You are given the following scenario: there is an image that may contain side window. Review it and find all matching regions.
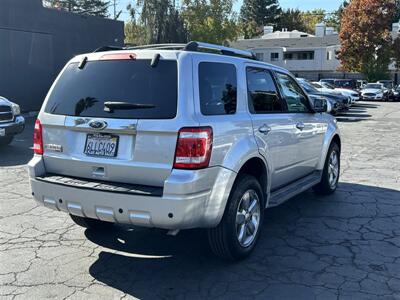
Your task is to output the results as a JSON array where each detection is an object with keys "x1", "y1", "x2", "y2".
[
  {"x1": 246, "y1": 68, "x2": 285, "y2": 114},
  {"x1": 199, "y1": 62, "x2": 237, "y2": 115},
  {"x1": 275, "y1": 72, "x2": 310, "y2": 113}
]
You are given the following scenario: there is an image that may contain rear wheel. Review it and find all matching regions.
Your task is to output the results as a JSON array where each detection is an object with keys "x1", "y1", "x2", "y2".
[
  {"x1": 0, "y1": 136, "x2": 13, "y2": 146},
  {"x1": 313, "y1": 142, "x2": 340, "y2": 195},
  {"x1": 70, "y1": 214, "x2": 115, "y2": 230},
  {"x1": 207, "y1": 174, "x2": 264, "y2": 260}
]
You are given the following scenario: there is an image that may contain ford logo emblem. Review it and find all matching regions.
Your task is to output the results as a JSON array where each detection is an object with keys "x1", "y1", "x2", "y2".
[{"x1": 89, "y1": 120, "x2": 107, "y2": 130}]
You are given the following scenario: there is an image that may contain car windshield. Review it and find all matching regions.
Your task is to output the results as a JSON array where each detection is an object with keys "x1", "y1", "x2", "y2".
[
  {"x1": 323, "y1": 82, "x2": 335, "y2": 89},
  {"x1": 311, "y1": 82, "x2": 322, "y2": 88},
  {"x1": 298, "y1": 79, "x2": 319, "y2": 93},
  {"x1": 365, "y1": 84, "x2": 383, "y2": 89},
  {"x1": 334, "y1": 80, "x2": 356, "y2": 88}
]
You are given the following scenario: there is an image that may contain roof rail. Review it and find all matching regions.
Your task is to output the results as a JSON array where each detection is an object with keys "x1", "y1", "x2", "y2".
[
  {"x1": 93, "y1": 45, "x2": 124, "y2": 53},
  {"x1": 184, "y1": 41, "x2": 257, "y2": 60},
  {"x1": 94, "y1": 42, "x2": 257, "y2": 60},
  {"x1": 127, "y1": 44, "x2": 186, "y2": 50}
]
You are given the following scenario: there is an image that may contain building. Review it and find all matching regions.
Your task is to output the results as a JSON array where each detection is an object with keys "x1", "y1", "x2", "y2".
[
  {"x1": 0, "y1": 0, "x2": 124, "y2": 112},
  {"x1": 231, "y1": 22, "x2": 400, "y2": 84}
]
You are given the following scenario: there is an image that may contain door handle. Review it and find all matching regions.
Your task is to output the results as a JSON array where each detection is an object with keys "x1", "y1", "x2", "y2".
[
  {"x1": 296, "y1": 122, "x2": 305, "y2": 130},
  {"x1": 258, "y1": 124, "x2": 272, "y2": 135}
]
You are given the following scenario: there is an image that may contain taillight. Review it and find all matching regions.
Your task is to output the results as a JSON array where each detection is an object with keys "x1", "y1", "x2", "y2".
[
  {"x1": 174, "y1": 127, "x2": 213, "y2": 169},
  {"x1": 33, "y1": 119, "x2": 43, "y2": 155}
]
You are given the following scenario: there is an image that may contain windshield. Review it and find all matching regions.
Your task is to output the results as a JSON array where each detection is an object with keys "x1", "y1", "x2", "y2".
[
  {"x1": 334, "y1": 80, "x2": 356, "y2": 89},
  {"x1": 45, "y1": 59, "x2": 178, "y2": 119},
  {"x1": 365, "y1": 84, "x2": 383, "y2": 89},
  {"x1": 322, "y1": 82, "x2": 335, "y2": 89},
  {"x1": 297, "y1": 79, "x2": 319, "y2": 93},
  {"x1": 311, "y1": 82, "x2": 322, "y2": 88}
]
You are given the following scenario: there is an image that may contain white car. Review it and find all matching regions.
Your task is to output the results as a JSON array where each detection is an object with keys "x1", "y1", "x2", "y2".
[
  {"x1": 316, "y1": 82, "x2": 360, "y2": 103},
  {"x1": 360, "y1": 83, "x2": 388, "y2": 101}
]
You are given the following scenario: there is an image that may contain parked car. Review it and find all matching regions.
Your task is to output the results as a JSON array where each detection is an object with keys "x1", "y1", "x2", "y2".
[
  {"x1": 297, "y1": 78, "x2": 351, "y2": 112},
  {"x1": 360, "y1": 83, "x2": 389, "y2": 101},
  {"x1": 316, "y1": 81, "x2": 360, "y2": 103},
  {"x1": 377, "y1": 80, "x2": 395, "y2": 100},
  {"x1": 0, "y1": 96, "x2": 25, "y2": 146},
  {"x1": 393, "y1": 85, "x2": 400, "y2": 101},
  {"x1": 321, "y1": 79, "x2": 358, "y2": 91},
  {"x1": 28, "y1": 42, "x2": 341, "y2": 260}
]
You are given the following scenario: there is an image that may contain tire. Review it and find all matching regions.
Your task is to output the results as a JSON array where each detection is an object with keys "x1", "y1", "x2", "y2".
[
  {"x1": 207, "y1": 174, "x2": 264, "y2": 261},
  {"x1": 70, "y1": 214, "x2": 115, "y2": 230},
  {"x1": 0, "y1": 136, "x2": 13, "y2": 146},
  {"x1": 313, "y1": 142, "x2": 340, "y2": 195}
]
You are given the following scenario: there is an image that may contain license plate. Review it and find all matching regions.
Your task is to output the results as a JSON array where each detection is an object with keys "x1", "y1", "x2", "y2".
[
  {"x1": 0, "y1": 128, "x2": 5, "y2": 137},
  {"x1": 84, "y1": 133, "x2": 119, "y2": 157}
]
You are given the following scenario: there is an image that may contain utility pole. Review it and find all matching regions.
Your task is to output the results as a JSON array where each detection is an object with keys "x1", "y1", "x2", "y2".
[{"x1": 113, "y1": 0, "x2": 116, "y2": 19}]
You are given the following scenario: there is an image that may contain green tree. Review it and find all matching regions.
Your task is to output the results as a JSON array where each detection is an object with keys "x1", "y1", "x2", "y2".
[
  {"x1": 338, "y1": 0, "x2": 397, "y2": 81},
  {"x1": 300, "y1": 9, "x2": 325, "y2": 34},
  {"x1": 44, "y1": 0, "x2": 110, "y2": 17},
  {"x1": 276, "y1": 8, "x2": 308, "y2": 32},
  {"x1": 182, "y1": 0, "x2": 239, "y2": 44},
  {"x1": 126, "y1": 0, "x2": 188, "y2": 45},
  {"x1": 239, "y1": 0, "x2": 281, "y2": 38}
]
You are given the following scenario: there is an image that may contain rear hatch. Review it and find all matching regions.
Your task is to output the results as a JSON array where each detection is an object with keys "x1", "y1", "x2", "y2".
[{"x1": 40, "y1": 54, "x2": 180, "y2": 187}]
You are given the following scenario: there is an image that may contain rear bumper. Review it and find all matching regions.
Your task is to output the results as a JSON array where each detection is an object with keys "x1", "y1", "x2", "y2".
[
  {"x1": 0, "y1": 116, "x2": 25, "y2": 136},
  {"x1": 28, "y1": 156, "x2": 236, "y2": 230}
]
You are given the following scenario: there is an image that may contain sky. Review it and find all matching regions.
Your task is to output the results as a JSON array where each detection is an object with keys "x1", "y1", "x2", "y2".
[{"x1": 113, "y1": 0, "x2": 345, "y2": 21}]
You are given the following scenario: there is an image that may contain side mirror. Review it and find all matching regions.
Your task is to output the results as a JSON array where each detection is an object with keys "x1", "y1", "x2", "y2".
[{"x1": 312, "y1": 97, "x2": 328, "y2": 113}]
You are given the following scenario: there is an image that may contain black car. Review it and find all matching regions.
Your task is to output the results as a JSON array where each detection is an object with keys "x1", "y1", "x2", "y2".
[
  {"x1": 393, "y1": 85, "x2": 400, "y2": 101},
  {"x1": 0, "y1": 96, "x2": 25, "y2": 146},
  {"x1": 297, "y1": 79, "x2": 351, "y2": 114}
]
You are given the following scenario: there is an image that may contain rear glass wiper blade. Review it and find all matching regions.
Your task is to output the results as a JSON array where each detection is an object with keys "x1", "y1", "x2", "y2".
[{"x1": 104, "y1": 101, "x2": 156, "y2": 112}]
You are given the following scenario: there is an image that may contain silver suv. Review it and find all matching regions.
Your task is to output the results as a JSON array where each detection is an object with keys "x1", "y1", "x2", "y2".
[{"x1": 29, "y1": 42, "x2": 341, "y2": 260}]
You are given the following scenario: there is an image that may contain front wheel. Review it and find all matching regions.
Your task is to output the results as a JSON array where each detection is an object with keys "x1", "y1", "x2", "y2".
[
  {"x1": 70, "y1": 214, "x2": 115, "y2": 230},
  {"x1": 313, "y1": 142, "x2": 340, "y2": 195},
  {"x1": 207, "y1": 174, "x2": 264, "y2": 260}
]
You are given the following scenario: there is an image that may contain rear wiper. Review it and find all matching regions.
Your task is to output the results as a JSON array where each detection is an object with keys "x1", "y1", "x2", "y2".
[{"x1": 104, "y1": 101, "x2": 156, "y2": 113}]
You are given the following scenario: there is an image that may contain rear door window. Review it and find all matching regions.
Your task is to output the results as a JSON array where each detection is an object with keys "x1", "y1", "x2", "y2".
[
  {"x1": 199, "y1": 62, "x2": 237, "y2": 115},
  {"x1": 45, "y1": 59, "x2": 178, "y2": 119}
]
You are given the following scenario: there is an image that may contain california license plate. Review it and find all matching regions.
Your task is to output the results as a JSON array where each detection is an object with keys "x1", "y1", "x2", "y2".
[
  {"x1": 0, "y1": 129, "x2": 5, "y2": 137},
  {"x1": 84, "y1": 133, "x2": 119, "y2": 157}
]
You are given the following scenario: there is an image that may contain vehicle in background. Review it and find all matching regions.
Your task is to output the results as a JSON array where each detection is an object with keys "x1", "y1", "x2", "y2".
[
  {"x1": 297, "y1": 78, "x2": 351, "y2": 112},
  {"x1": 316, "y1": 82, "x2": 360, "y2": 103},
  {"x1": 377, "y1": 80, "x2": 395, "y2": 100},
  {"x1": 320, "y1": 79, "x2": 359, "y2": 92},
  {"x1": 393, "y1": 85, "x2": 400, "y2": 101},
  {"x1": 357, "y1": 80, "x2": 368, "y2": 90},
  {"x1": 0, "y1": 96, "x2": 25, "y2": 146},
  {"x1": 29, "y1": 42, "x2": 341, "y2": 260},
  {"x1": 360, "y1": 83, "x2": 388, "y2": 101}
]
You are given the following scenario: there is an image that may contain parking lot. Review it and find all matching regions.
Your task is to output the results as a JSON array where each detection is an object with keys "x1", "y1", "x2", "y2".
[{"x1": 0, "y1": 102, "x2": 399, "y2": 300}]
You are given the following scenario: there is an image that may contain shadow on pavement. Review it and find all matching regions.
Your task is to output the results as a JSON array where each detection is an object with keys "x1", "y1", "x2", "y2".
[
  {"x1": 0, "y1": 118, "x2": 34, "y2": 167},
  {"x1": 86, "y1": 182, "x2": 400, "y2": 299}
]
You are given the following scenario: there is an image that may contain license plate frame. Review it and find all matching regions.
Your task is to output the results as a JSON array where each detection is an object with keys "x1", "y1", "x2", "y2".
[{"x1": 84, "y1": 133, "x2": 119, "y2": 158}]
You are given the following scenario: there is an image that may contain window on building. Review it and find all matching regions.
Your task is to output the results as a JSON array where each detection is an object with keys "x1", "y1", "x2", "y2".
[
  {"x1": 326, "y1": 51, "x2": 332, "y2": 60},
  {"x1": 255, "y1": 53, "x2": 264, "y2": 61},
  {"x1": 199, "y1": 62, "x2": 237, "y2": 115},
  {"x1": 284, "y1": 51, "x2": 314, "y2": 60},
  {"x1": 246, "y1": 68, "x2": 285, "y2": 114},
  {"x1": 270, "y1": 52, "x2": 279, "y2": 61}
]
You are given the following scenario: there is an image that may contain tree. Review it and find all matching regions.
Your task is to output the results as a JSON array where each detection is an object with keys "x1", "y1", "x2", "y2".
[
  {"x1": 338, "y1": 0, "x2": 397, "y2": 81},
  {"x1": 126, "y1": 0, "x2": 188, "y2": 45},
  {"x1": 392, "y1": 38, "x2": 400, "y2": 70},
  {"x1": 239, "y1": 0, "x2": 281, "y2": 38},
  {"x1": 182, "y1": 0, "x2": 239, "y2": 44},
  {"x1": 276, "y1": 9, "x2": 308, "y2": 32},
  {"x1": 300, "y1": 9, "x2": 325, "y2": 34},
  {"x1": 44, "y1": 0, "x2": 110, "y2": 17}
]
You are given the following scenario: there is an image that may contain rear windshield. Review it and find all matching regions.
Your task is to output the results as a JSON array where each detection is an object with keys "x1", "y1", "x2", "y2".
[{"x1": 45, "y1": 59, "x2": 178, "y2": 119}]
